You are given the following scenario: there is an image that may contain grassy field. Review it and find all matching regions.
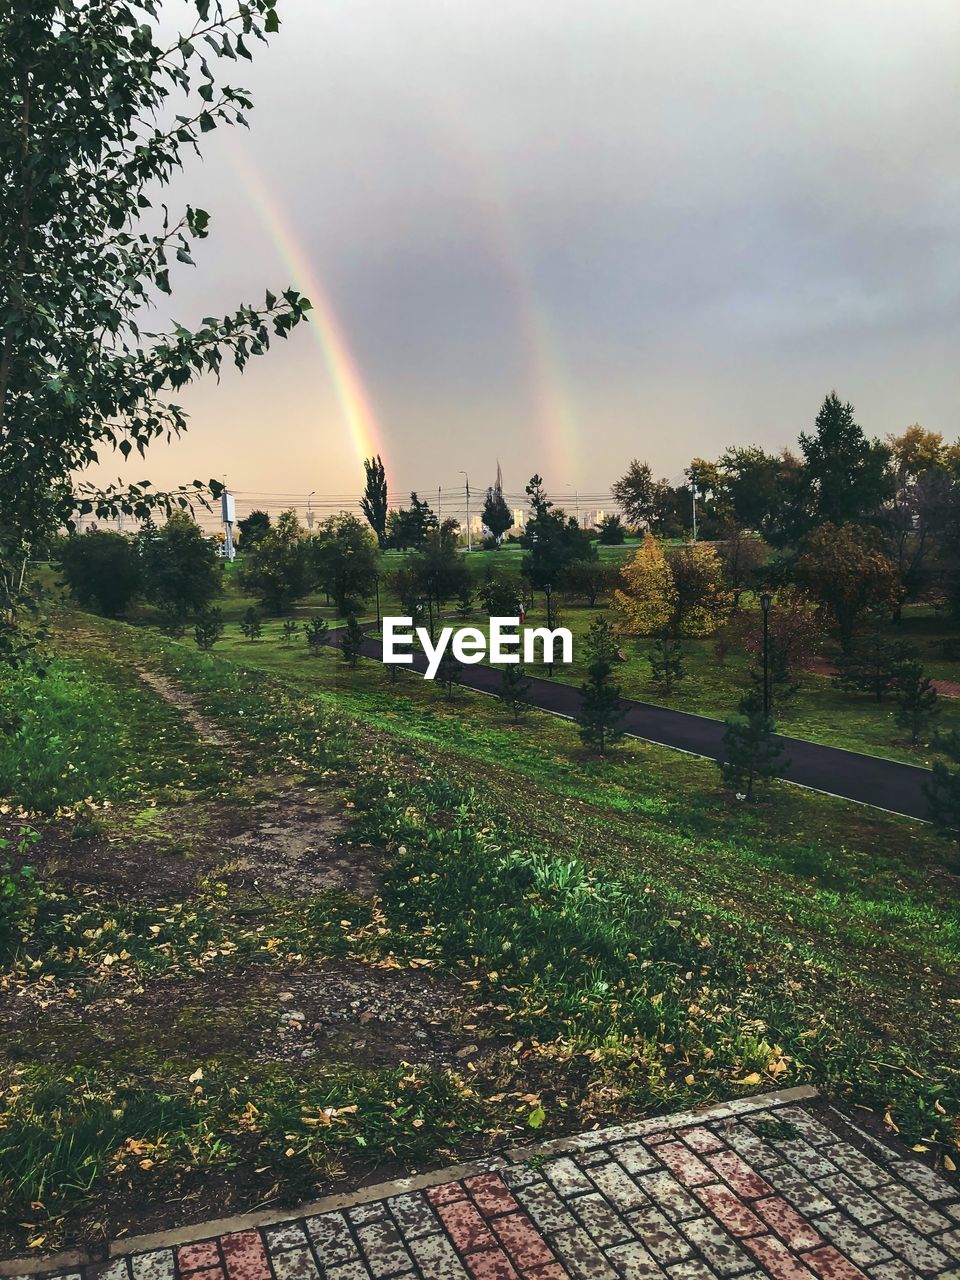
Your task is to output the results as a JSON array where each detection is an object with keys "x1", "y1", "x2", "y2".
[{"x1": 1, "y1": 605, "x2": 958, "y2": 1254}]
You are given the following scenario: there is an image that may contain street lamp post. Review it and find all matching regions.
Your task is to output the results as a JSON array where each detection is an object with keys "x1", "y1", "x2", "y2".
[
  {"x1": 760, "y1": 592, "x2": 773, "y2": 718},
  {"x1": 375, "y1": 573, "x2": 381, "y2": 627},
  {"x1": 459, "y1": 470, "x2": 472, "y2": 553},
  {"x1": 545, "y1": 581, "x2": 553, "y2": 676}
]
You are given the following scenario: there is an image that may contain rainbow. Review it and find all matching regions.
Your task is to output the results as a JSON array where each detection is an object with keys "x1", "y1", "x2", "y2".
[
  {"x1": 438, "y1": 121, "x2": 581, "y2": 487},
  {"x1": 227, "y1": 142, "x2": 388, "y2": 474}
]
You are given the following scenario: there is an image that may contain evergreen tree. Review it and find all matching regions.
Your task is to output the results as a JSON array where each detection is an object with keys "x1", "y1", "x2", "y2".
[
  {"x1": 341, "y1": 615, "x2": 364, "y2": 668},
  {"x1": 925, "y1": 730, "x2": 960, "y2": 849},
  {"x1": 834, "y1": 629, "x2": 916, "y2": 702},
  {"x1": 719, "y1": 688, "x2": 789, "y2": 801},
  {"x1": 435, "y1": 646, "x2": 462, "y2": 698},
  {"x1": 499, "y1": 661, "x2": 532, "y2": 722},
  {"x1": 648, "y1": 634, "x2": 685, "y2": 694},
  {"x1": 577, "y1": 616, "x2": 625, "y2": 754},
  {"x1": 596, "y1": 514, "x2": 626, "y2": 545},
  {"x1": 304, "y1": 616, "x2": 329, "y2": 656},
  {"x1": 280, "y1": 618, "x2": 299, "y2": 647},
  {"x1": 194, "y1": 608, "x2": 224, "y2": 652},
  {"x1": 240, "y1": 606, "x2": 262, "y2": 641},
  {"x1": 456, "y1": 581, "x2": 474, "y2": 616},
  {"x1": 360, "y1": 455, "x2": 389, "y2": 547},
  {"x1": 794, "y1": 392, "x2": 894, "y2": 535},
  {"x1": 895, "y1": 661, "x2": 939, "y2": 745},
  {"x1": 481, "y1": 486, "x2": 513, "y2": 544}
]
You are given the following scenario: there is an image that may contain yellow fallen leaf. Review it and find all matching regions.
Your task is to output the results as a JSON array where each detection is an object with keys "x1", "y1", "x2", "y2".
[
  {"x1": 738, "y1": 1072, "x2": 762, "y2": 1086},
  {"x1": 944, "y1": 1155, "x2": 957, "y2": 1172}
]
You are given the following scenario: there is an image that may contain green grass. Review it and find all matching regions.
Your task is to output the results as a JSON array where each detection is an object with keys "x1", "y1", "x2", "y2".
[{"x1": 2, "y1": 605, "x2": 959, "y2": 1251}]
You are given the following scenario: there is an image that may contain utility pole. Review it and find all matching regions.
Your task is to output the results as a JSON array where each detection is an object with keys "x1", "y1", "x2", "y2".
[
  {"x1": 437, "y1": 485, "x2": 442, "y2": 524},
  {"x1": 691, "y1": 482, "x2": 698, "y2": 543},
  {"x1": 459, "y1": 470, "x2": 472, "y2": 552},
  {"x1": 306, "y1": 490, "x2": 315, "y2": 531}
]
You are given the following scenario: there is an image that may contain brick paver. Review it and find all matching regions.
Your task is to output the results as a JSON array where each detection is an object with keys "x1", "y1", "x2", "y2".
[{"x1": 5, "y1": 1090, "x2": 958, "y2": 1280}]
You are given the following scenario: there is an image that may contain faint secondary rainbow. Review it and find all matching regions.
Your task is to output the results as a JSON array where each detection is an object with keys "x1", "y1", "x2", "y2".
[{"x1": 228, "y1": 143, "x2": 388, "y2": 474}]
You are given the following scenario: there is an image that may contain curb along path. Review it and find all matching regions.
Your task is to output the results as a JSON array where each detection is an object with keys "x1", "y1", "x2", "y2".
[
  {"x1": 5, "y1": 1088, "x2": 959, "y2": 1280},
  {"x1": 331, "y1": 629, "x2": 934, "y2": 822}
]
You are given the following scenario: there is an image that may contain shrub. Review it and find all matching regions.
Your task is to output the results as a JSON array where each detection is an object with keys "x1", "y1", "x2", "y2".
[
  {"x1": 194, "y1": 608, "x2": 224, "y2": 651},
  {"x1": 58, "y1": 530, "x2": 141, "y2": 616}
]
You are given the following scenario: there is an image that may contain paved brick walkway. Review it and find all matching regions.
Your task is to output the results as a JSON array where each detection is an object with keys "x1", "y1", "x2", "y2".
[{"x1": 4, "y1": 1089, "x2": 958, "y2": 1280}]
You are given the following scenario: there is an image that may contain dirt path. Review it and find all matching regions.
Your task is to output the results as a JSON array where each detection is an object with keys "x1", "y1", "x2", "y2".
[{"x1": 136, "y1": 665, "x2": 238, "y2": 746}]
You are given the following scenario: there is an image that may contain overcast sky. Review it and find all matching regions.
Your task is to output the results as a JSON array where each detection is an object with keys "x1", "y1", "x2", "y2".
[{"x1": 90, "y1": 0, "x2": 960, "y2": 514}]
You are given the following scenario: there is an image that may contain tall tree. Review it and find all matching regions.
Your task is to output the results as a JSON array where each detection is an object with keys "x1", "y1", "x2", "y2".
[
  {"x1": 577, "y1": 615, "x2": 625, "y2": 755},
  {"x1": 522, "y1": 476, "x2": 595, "y2": 589},
  {"x1": 796, "y1": 524, "x2": 900, "y2": 653},
  {"x1": 238, "y1": 509, "x2": 313, "y2": 615},
  {"x1": 360, "y1": 455, "x2": 389, "y2": 547},
  {"x1": 613, "y1": 532, "x2": 675, "y2": 636},
  {"x1": 0, "y1": 1, "x2": 309, "y2": 651},
  {"x1": 140, "y1": 511, "x2": 221, "y2": 622},
  {"x1": 386, "y1": 492, "x2": 437, "y2": 549},
  {"x1": 311, "y1": 512, "x2": 379, "y2": 614},
  {"x1": 794, "y1": 393, "x2": 893, "y2": 534},
  {"x1": 611, "y1": 459, "x2": 657, "y2": 528},
  {"x1": 58, "y1": 529, "x2": 141, "y2": 617},
  {"x1": 669, "y1": 543, "x2": 732, "y2": 636},
  {"x1": 481, "y1": 488, "x2": 513, "y2": 544},
  {"x1": 238, "y1": 510, "x2": 271, "y2": 549}
]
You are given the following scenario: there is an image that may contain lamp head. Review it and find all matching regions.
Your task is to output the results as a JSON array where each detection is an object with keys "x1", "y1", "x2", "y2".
[{"x1": 760, "y1": 592, "x2": 773, "y2": 614}]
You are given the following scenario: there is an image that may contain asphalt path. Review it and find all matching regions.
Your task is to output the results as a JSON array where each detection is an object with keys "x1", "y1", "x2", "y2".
[{"x1": 330, "y1": 625, "x2": 934, "y2": 822}]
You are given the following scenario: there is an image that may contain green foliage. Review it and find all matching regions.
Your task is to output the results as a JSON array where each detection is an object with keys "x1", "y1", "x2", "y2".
[
  {"x1": 239, "y1": 606, "x2": 262, "y2": 642},
  {"x1": 648, "y1": 634, "x2": 685, "y2": 694},
  {"x1": 386, "y1": 493, "x2": 437, "y2": 549},
  {"x1": 499, "y1": 661, "x2": 532, "y2": 722},
  {"x1": 478, "y1": 570, "x2": 521, "y2": 617},
  {"x1": 0, "y1": 663, "x2": 127, "y2": 810},
  {"x1": 0, "y1": 828, "x2": 40, "y2": 964},
  {"x1": 562, "y1": 559, "x2": 619, "y2": 606},
  {"x1": 406, "y1": 527, "x2": 469, "y2": 612},
  {"x1": 925, "y1": 730, "x2": 960, "y2": 848},
  {"x1": 522, "y1": 488, "x2": 596, "y2": 589},
  {"x1": 720, "y1": 689, "x2": 789, "y2": 801},
  {"x1": 139, "y1": 512, "x2": 221, "y2": 621},
  {"x1": 577, "y1": 616, "x2": 624, "y2": 754},
  {"x1": 360, "y1": 455, "x2": 389, "y2": 547},
  {"x1": 434, "y1": 646, "x2": 462, "y2": 699},
  {"x1": 596, "y1": 513, "x2": 626, "y2": 544},
  {"x1": 194, "y1": 608, "x2": 224, "y2": 652},
  {"x1": 0, "y1": 0, "x2": 308, "y2": 637},
  {"x1": 303, "y1": 616, "x2": 329, "y2": 656},
  {"x1": 481, "y1": 486, "x2": 513, "y2": 543},
  {"x1": 834, "y1": 631, "x2": 917, "y2": 702},
  {"x1": 312, "y1": 513, "x2": 379, "y2": 613},
  {"x1": 280, "y1": 618, "x2": 299, "y2": 647},
  {"x1": 341, "y1": 616, "x2": 364, "y2": 668},
  {"x1": 57, "y1": 531, "x2": 141, "y2": 617},
  {"x1": 793, "y1": 393, "x2": 894, "y2": 537},
  {"x1": 237, "y1": 510, "x2": 271, "y2": 549},
  {"x1": 238, "y1": 510, "x2": 314, "y2": 614},
  {"x1": 896, "y1": 662, "x2": 939, "y2": 745},
  {"x1": 456, "y1": 581, "x2": 474, "y2": 615}
]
